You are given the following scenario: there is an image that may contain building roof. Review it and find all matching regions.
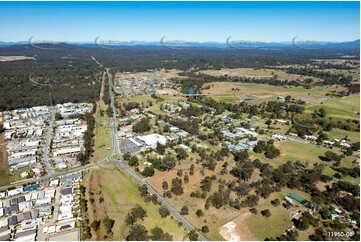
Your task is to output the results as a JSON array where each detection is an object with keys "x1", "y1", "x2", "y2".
[
  {"x1": 31, "y1": 209, "x2": 39, "y2": 219},
  {"x1": 61, "y1": 188, "x2": 72, "y2": 196},
  {"x1": 7, "y1": 216, "x2": 17, "y2": 226},
  {"x1": 17, "y1": 196, "x2": 26, "y2": 203},
  {"x1": 137, "y1": 133, "x2": 167, "y2": 146},
  {"x1": 287, "y1": 193, "x2": 309, "y2": 205},
  {"x1": 10, "y1": 205, "x2": 19, "y2": 213},
  {"x1": 10, "y1": 198, "x2": 18, "y2": 206},
  {"x1": 24, "y1": 184, "x2": 40, "y2": 192},
  {"x1": 16, "y1": 211, "x2": 32, "y2": 223}
]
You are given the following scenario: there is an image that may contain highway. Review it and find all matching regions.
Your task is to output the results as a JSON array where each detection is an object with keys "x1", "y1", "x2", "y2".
[
  {"x1": 103, "y1": 67, "x2": 206, "y2": 241},
  {"x1": 0, "y1": 61, "x2": 206, "y2": 241}
]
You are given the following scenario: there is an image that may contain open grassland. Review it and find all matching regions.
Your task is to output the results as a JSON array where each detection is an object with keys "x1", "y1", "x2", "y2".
[
  {"x1": 275, "y1": 141, "x2": 329, "y2": 164},
  {"x1": 203, "y1": 82, "x2": 339, "y2": 104},
  {"x1": 311, "y1": 59, "x2": 360, "y2": 68},
  {"x1": 85, "y1": 165, "x2": 187, "y2": 240},
  {"x1": 91, "y1": 101, "x2": 112, "y2": 163},
  {"x1": 274, "y1": 141, "x2": 359, "y2": 185},
  {"x1": 253, "y1": 119, "x2": 291, "y2": 135},
  {"x1": 0, "y1": 134, "x2": 9, "y2": 186},
  {"x1": 305, "y1": 95, "x2": 360, "y2": 120},
  {"x1": 316, "y1": 68, "x2": 360, "y2": 81},
  {"x1": 117, "y1": 95, "x2": 154, "y2": 106},
  {"x1": 117, "y1": 95, "x2": 186, "y2": 105},
  {"x1": 328, "y1": 128, "x2": 360, "y2": 143},
  {"x1": 245, "y1": 188, "x2": 310, "y2": 240},
  {"x1": 254, "y1": 140, "x2": 351, "y2": 170},
  {"x1": 198, "y1": 68, "x2": 323, "y2": 82}
]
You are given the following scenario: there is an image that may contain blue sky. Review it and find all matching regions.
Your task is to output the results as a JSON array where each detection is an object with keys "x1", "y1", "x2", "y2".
[{"x1": 0, "y1": 1, "x2": 359, "y2": 42}]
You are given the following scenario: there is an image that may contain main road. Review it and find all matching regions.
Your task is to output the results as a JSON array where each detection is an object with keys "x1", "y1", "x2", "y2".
[
  {"x1": 103, "y1": 67, "x2": 206, "y2": 241},
  {"x1": 0, "y1": 62, "x2": 206, "y2": 241}
]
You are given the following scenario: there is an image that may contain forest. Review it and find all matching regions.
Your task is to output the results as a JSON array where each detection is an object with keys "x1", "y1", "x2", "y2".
[{"x1": 0, "y1": 43, "x2": 359, "y2": 111}]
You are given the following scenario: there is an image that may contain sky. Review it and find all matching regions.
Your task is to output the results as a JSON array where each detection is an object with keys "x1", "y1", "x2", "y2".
[{"x1": 0, "y1": 1, "x2": 359, "y2": 42}]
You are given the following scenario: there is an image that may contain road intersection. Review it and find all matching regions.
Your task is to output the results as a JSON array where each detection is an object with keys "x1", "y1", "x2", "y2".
[{"x1": 0, "y1": 63, "x2": 206, "y2": 241}]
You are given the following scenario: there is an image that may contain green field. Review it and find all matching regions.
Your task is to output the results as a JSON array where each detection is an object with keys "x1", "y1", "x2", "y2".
[
  {"x1": 216, "y1": 95, "x2": 240, "y2": 102},
  {"x1": 205, "y1": 82, "x2": 332, "y2": 104},
  {"x1": 317, "y1": 69, "x2": 360, "y2": 81},
  {"x1": 0, "y1": 134, "x2": 10, "y2": 186},
  {"x1": 328, "y1": 128, "x2": 360, "y2": 143},
  {"x1": 274, "y1": 141, "x2": 330, "y2": 166},
  {"x1": 92, "y1": 101, "x2": 112, "y2": 162},
  {"x1": 199, "y1": 68, "x2": 322, "y2": 82},
  {"x1": 88, "y1": 165, "x2": 187, "y2": 240},
  {"x1": 306, "y1": 95, "x2": 360, "y2": 120},
  {"x1": 0, "y1": 169, "x2": 9, "y2": 187},
  {"x1": 245, "y1": 188, "x2": 311, "y2": 240}
]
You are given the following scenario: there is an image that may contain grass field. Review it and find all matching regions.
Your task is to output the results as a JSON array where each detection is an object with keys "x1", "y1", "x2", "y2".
[
  {"x1": 316, "y1": 68, "x2": 360, "y2": 81},
  {"x1": 198, "y1": 68, "x2": 323, "y2": 82},
  {"x1": 216, "y1": 95, "x2": 240, "y2": 102},
  {"x1": 117, "y1": 95, "x2": 154, "y2": 106},
  {"x1": 204, "y1": 82, "x2": 336, "y2": 104},
  {"x1": 91, "y1": 100, "x2": 112, "y2": 163},
  {"x1": 305, "y1": 95, "x2": 360, "y2": 120},
  {"x1": 245, "y1": 187, "x2": 310, "y2": 240},
  {"x1": 0, "y1": 134, "x2": 9, "y2": 186},
  {"x1": 149, "y1": 105, "x2": 165, "y2": 115},
  {"x1": 328, "y1": 128, "x2": 360, "y2": 143},
  {"x1": 247, "y1": 140, "x2": 331, "y2": 169},
  {"x1": 274, "y1": 140, "x2": 330, "y2": 166},
  {"x1": 0, "y1": 168, "x2": 9, "y2": 186},
  {"x1": 85, "y1": 165, "x2": 187, "y2": 240},
  {"x1": 275, "y1": 141, "x2": 359, "y2": 186}
]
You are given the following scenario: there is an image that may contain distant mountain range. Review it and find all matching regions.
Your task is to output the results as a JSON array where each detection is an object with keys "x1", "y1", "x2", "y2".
[{"x1": 0, "y1": 39, "x2": 359, "y2": 49}]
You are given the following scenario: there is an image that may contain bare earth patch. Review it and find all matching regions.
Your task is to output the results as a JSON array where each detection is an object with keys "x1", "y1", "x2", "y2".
[
  {"x1": 219, "y1": 212, "x2": 258, "y2": 241},
  {"x1": 0, "y1": 56, "x2": 36, "y2": 62},
  {"x1": 219, "y1": 222, "x2": 240, "y2": 241}
]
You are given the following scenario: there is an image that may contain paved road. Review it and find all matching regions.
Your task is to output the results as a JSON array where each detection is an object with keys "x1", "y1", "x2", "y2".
[
  {"x1": 0, "y1": 160, "x2": 108, "y2": 191},
  {"x1": 103, "y1": 67, "x2": 206, "y2": 241},
  {"x1": 0, "y1": 62, "x2": 206, "y2": 241},
  {"x1": 114, "y1": 160, "x2": 206, "y2": 240}
]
